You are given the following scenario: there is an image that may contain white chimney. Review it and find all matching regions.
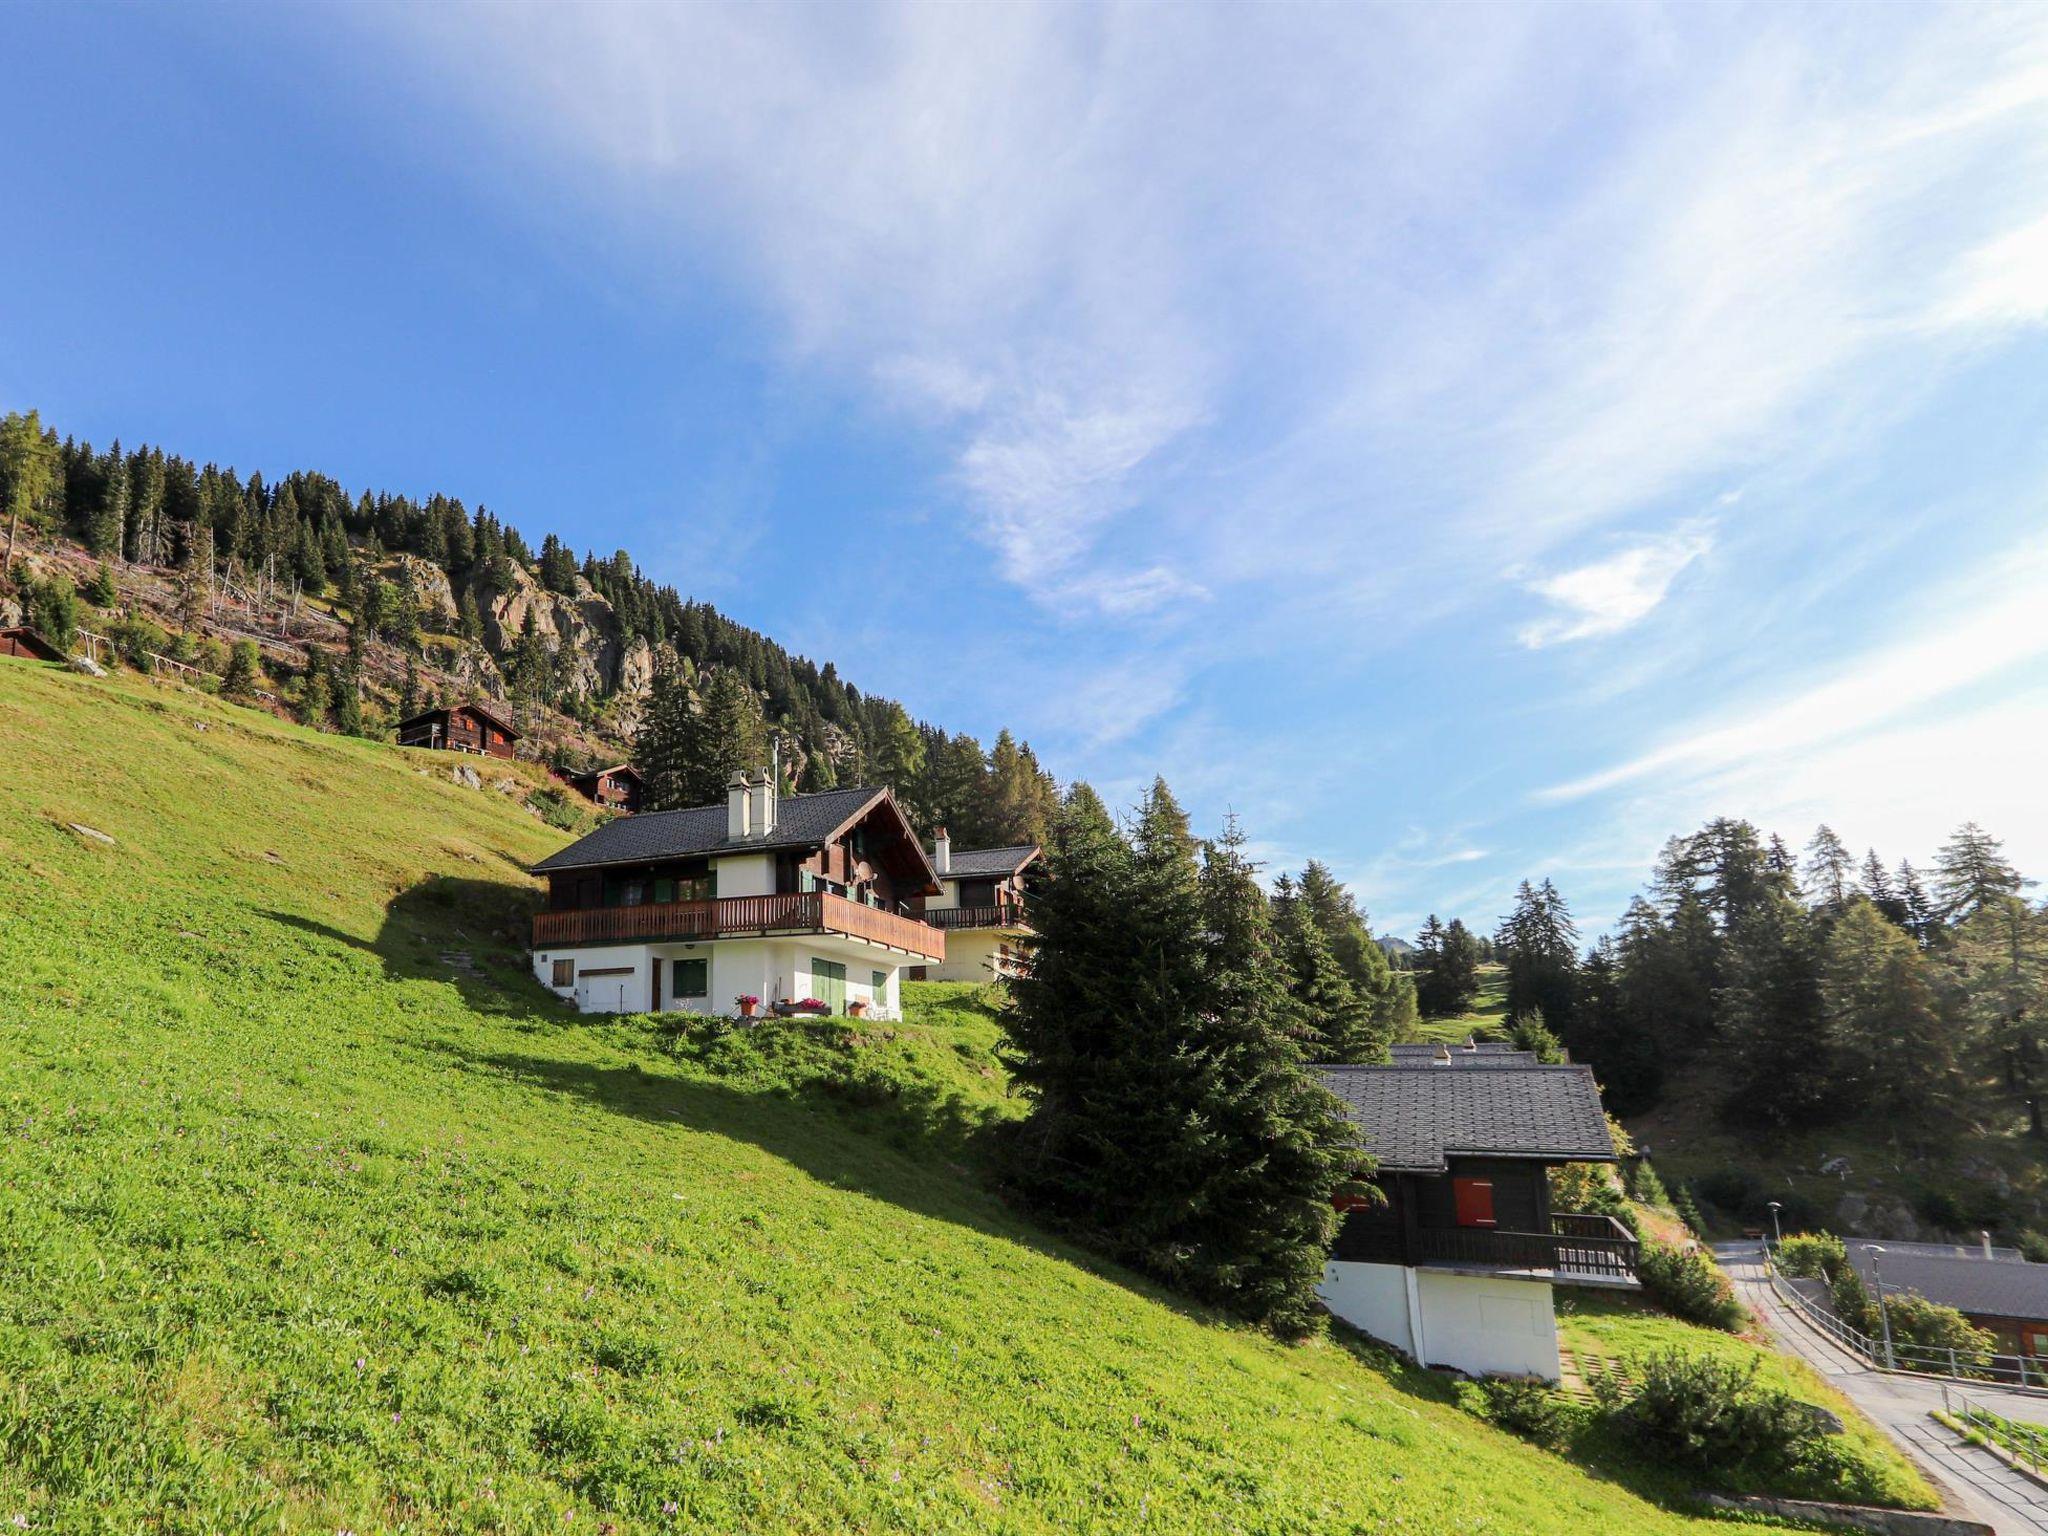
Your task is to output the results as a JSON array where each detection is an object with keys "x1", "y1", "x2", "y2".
[
  {"x1": 751, "y1": 766, "x2": 777, "y2": 838},
  {"x1": 933, "y1": 826, "x2": 951, "y2": 876},
  {"x1": 727, "y1": 770, "x2": 750, "y2": 839},
  {"x1": 1433, "y1": 1042, "x2": 1452, "y2": 1066},
  {"x1": 1983, "y1": 1230, "x2": 1996, "y2": 1261}
]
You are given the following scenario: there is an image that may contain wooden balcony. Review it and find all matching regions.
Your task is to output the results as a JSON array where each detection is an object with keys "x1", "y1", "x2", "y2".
[
  {"x1": 532, "y1": 890, "x2": 945, "y2": 961},
  {"x1": 1409, "y1": 1213, "x2": 1639, "y2": 1285},
  {"x1": 919, "y1": 902, "x2": 1031, "y2": 932}
]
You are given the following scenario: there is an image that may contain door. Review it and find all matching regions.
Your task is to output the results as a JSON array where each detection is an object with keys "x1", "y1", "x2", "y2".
[
  {"x1": 812, "y1": 958, "x2": 847, "y2": 1014},
  {"x1": 651, "y1": 958, "x2": 663, "y2": 1013}
]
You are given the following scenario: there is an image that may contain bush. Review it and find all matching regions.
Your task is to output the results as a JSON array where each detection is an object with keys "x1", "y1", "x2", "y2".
[
  {"x1": 1468, "y1": 1375, "x2": 1578, "y2": 1448},
  {"x1": 220, "y1": 641, "x2": 262, "y2": 700},
  {"x1": 109, "y1": 611, "x2": 169, "y2": 669},
  {"x1": 1672, "y1": 1184, "x2": 1707, "y2": 1236},
  {"x1": 1776, "y1": 1231, "x2": 1847, "y2": 1281},
  {"x1": 1882, "y1": 1293, "x2": 1997, "y2": 1362},
  {"x1": 83, "y1": 560, "x2": 117, "y2": 608},
  {"x1": 525, "y1": 784, "x2": 581, "y2": 832},
  {"x1": 26, "y1": 572, "x2": 78, "y2": 651},
  {"x1": 1594, "y1": 1348, "x2": 1822, "y2": 1478},
  {"x1": 1637, "y1": 1241, "x2": 1744, "y2": 1331}
]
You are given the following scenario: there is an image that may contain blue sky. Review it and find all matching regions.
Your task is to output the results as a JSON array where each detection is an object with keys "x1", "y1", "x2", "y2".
[{"x1": 6, "y1": 1, "x2": 2048, "y2": 938}]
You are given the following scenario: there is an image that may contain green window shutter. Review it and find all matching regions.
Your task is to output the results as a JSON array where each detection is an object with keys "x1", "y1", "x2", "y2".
[{"x1": 674, "y1": 958, "x2": 709, "y2": 998}]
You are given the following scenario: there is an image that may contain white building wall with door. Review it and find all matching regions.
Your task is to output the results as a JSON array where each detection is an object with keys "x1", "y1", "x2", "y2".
[
  {"x1": 1319, "y1": 1261, "x2": 1561, "y2": 1381},
  {"x1": 534, "y1": 939, "x2": 908, "y2": 1018}
]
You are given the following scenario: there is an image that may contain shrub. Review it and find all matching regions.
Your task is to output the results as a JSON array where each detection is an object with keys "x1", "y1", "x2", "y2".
[
  {"x1": 109, "y1": 611, "x2": 169, "y2": 669},
  {"x1": 2021, "y1": 1231, "x2": 2048, "y2": 1264},
  {"x1": 1672, "y1": 1183, "x2": 1707, "y2": 1236},
  {"x1": 1626, "y1": 1157, "x2": 1670, "y2": 1208},
  {"x1": 1776, "y1": 1231, "x2": 1847, "y2": 1281},
  {"x1": 1636, "y1": 1241, "x2": 1744, "y2": 1331},
  {"x1": 1468, "y1": 1376, "x2": 1578, "y2": 1448},
  {"x1": 26, "y1": 572, "x2": 78, "y2": 651},
  {"x1": 1593, "y1": 1348, "x2": 1822, "y2": 1478},
  {"x1": 1882, "y1": 1293, "x2": 1996, "y2": 1362},
  {"x1": 525, "y1": 784, "x2": 581, "y2": 831}
]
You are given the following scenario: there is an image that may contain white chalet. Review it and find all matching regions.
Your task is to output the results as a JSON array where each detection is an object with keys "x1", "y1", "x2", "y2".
[
  {"x1": 909, "y1": 829, "x2": 1038, "y2": 983},
  {"x1": 530, "y1": 770, "x2": 944, "y2": 1017}
]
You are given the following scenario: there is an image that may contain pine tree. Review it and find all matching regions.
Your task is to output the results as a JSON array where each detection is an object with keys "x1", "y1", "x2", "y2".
[
  {"x1": 1820, "y1": 899, "x2": 1954, "y2": 1124},
  {"x1": 1274, "y1": 875, "x2": 1378, "y2": 1062},
  {"x1": 1498, "y1": 880, "x2": 1579, "y2": 1029},
  {"x1": 83, "y1": 560, "x2": 117, "y2": 608},
  {"x1": 682, "y1": 668, "x2": 768, "y2": 805},
  {"x1": 1935, "y1": 822, "x2": 2027, "y2": 924},
  {"x1": 1718, "y1": 894, "x2": 1829, "y2": 1128},
  {"x1": 87, "y1": 442, "x2": 127, "y2": 558},
  {"x1": 1803, "y1": 825, "x2": 1855, "y2": 913},
  {"x1": 1897, "y1": 860, "x2": 1938, "y2": 945},
  {"x1": 635, "y1": 650, "x2": 697, "y2": 812},
  {"x1": 399, "y1": 655, "x2": 421, "y2": 720},
  {"x1": 1949, "y1": 896, "x2": 2048, "y2": 1135},
  {"x1": 298, "y1": 661, "x2": 332, "y2": 730},
  {"x1": 221, "y1": 641, "x2": 261, "y2": 700}
]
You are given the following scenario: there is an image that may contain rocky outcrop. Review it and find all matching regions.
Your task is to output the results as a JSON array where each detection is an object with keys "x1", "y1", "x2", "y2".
[
  {"x1": 384, "y1": 555, "x2": 459, "y2": 630},
  {"x1": 479, "y1": 563, "x2": 621, "y2": 700},
  {"x1": 451, "y1": 643, "x2": 508, "y2": 703}
]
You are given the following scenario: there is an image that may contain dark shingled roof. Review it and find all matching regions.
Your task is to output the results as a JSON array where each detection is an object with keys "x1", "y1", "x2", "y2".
[
  {"x1": 532, "y1": 786, "x2": 916, "y2": 875},
  {"x1": 940, "y1": 845, "x2": 1040, "y2": 878},
  {"x1": 1316, "y1": 1063, "x2": 1615, "y2": 1173},
  {"x1": 1388, "y1": 1043, "x2": 1537, "y2": 1067},
  {"x1": 1846, "y1": 1246, "x2": 2048, "y2": 1324}
]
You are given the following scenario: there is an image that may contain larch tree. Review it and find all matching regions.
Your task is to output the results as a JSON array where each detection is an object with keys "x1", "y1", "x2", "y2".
[
  {"x1": 1935, "y1": 822, "x2": 2027, "y2": 924},
  {"x1": 1802, "y1": 825, "x2": 1856, "y2": 913}
]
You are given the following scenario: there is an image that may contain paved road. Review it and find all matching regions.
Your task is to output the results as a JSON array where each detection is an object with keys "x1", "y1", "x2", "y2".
[{"x1": 1716, "y1": 1241, "x2": 2048, "y2": 1534}]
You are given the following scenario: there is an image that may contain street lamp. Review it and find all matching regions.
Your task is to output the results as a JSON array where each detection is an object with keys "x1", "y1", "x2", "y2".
[
  {"x1": 1766, "y1": 1201, "x2": 1783, "y2": 1252},
  {"x1": 1864, "y1": 1245, "x2": 1896, "y2": 1370}
]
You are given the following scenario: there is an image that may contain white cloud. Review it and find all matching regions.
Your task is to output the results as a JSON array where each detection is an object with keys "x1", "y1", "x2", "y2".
[
  {"x1": 1517, "y1": 520, "x2": 1713, "y2": 648},
  {"x1": 1540, "y1": 533, "x2": 2048, "y2": 804}
]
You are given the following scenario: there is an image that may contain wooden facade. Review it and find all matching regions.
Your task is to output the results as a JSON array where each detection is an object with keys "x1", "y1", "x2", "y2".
[
  {"x1": 1334, "y1": 1160, "x2": 1638, "y2": 1283},
  {"x1": 0, "y1": 626, "x2": 66, "y2": 662},
  {"x1": 570, "y1": 765, "x2": 642, "y2": 814},
  {"x1": 395, "y1": 703, "x2": 520, "y2": 759}
]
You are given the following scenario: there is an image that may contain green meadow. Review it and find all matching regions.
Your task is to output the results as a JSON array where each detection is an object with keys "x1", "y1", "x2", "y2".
[{"x1": 1, "y1": 661, "x2": 1820, "y2": 1532}]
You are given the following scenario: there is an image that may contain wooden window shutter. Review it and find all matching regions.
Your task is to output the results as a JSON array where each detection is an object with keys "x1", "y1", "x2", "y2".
[{"x1": 1452, "y1": 1177, "x2": 1496, "y2": 1229}]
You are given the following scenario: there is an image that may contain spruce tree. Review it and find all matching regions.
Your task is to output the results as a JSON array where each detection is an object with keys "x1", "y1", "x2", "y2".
[
  {"x1": 87, "y1": 443, "x2": 127, "y2": 558},
  {"x1": 635, "y1": 651, "x2": 696, "y2": 812},
  {"x1": 1935, "y1": 822, "x2": 2027, "y2": 924},
  {"x1": 221, "y1": 641, "x2": 260, "y2": 700},
  {"x1": 1896, "y1": 860, "x2": 1938, "y2": 945},
  {"x1": 683, "y1": 667, "x2": 768, "y2": 805},
  {"x1": 1274, "y1": 877, "x2": 1377, "y2": 1062},
  {"x1": 299, "y1": 661, "x2": 332, "y2": 730}
]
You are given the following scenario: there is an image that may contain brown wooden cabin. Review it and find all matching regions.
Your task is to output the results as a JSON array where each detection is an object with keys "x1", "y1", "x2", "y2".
[
  {"x1": 1844, "y1": 1243, "x2": 2048, "y2": 1360},
  {"x1": 569, "y1": 764, "x2": 643, "y2": 815},
  {"x1": 395, "y1": 703, "x2": 520, "y2": 759},
  {"x1": 0, "y1": 626, "x2": 66, "y2": 662},
  {"x1": 1319, "y1": 1062, "x2": 1638, "y2": 1283}
]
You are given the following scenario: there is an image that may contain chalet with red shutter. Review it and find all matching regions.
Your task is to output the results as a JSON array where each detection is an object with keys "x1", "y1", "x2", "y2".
[
  {"x1": 529, "y1": 769, "x2": 944, "y2": 1017},
  {"x1": 569, "y1": 763, "x2": 643, "y2": 815},
  {"x1": 1318, "y1": 1046, "x2": 1636, "y2": 1381}
]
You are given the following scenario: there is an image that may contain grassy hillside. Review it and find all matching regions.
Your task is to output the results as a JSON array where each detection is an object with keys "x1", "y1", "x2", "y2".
[
  {"x1": 1401, "y1": 964, "x2": 1512, "y2": 1046},
  {"x1": 2, "y1": 660, "x2": 1809, "y2": 1534}
]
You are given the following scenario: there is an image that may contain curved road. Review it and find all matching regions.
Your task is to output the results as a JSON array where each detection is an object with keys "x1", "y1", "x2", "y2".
[{"x1": 1716, "y1": 1241, "x2": 2048, "y2": 1534}]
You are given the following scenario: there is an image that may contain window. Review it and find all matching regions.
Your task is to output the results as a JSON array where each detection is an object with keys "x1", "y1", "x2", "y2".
[
  {"x1": 621, "y1": 881, "x2": 645, "y2": 907},
  {"x1": 654, "y1": 878, "x2": 675, "y2": 904},
  {"x1": 551, "y1": 959, "x2": 575, "y2": 988},
  {"x1": 674, "y1": 958, "x2": 709, "y2": 998},
  {"x1": 872, "y1": 970, "x2": 887, "y2": 994},
  {"x1": 1452, "y1": 1177, "x2": 1496, "y2": 1228}
]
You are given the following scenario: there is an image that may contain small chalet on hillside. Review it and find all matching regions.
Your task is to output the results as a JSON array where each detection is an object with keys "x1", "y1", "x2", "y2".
[
  {"x1": 1841, "y1": 1241, "x2": 2048, "y2": 1362},
  {"x1": 1317, "y1": 1055, "x2": 1636, "y2": 1381},
  {"x1": 529, "y1": 769, "x2": 944, "y2": 1017},
  {"x1": 569, "y1": 763, "x2": 642, "y2": 815},
  {"x1": 0, "y1": 626, "x2": 66, "y2": 662},
  {"x1": 395, "y1": 703, "x2": 521, "y2": 759},
  {"x1": 908, "y1": 829, "x2": 1037, "y2": 982}
]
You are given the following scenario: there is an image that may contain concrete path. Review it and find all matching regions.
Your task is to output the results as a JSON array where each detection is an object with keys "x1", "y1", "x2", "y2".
[{"x1": 1716, "y1": 1241, "x2": 2048, "y2": 1534}]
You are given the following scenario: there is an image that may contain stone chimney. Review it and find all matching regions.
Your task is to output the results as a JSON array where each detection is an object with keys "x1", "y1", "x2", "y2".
[
  {"x1": 727, "y1": 770, "x2": 750, "y2": 840},
  {"x1": 750, "y1": 766, "x2": 777, "y2": 838},
  {"x1": 933, "y1": 826, "x2": 951, "y2": 876}
]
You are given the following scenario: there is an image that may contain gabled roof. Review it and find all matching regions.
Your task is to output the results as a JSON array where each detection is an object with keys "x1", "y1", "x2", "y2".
[
  {"x1": 531, "y1": 785, "x2": 937, "y2": 889},
  {"x1": 940, "y1": 844, "x2": 1041, "y2": 879},
  {"x1": 394, "y1": 702, "x2": 522, "y2": 740},
  {"x1": 0, "y1": 626, "x2": 66, "y2": 661},
  {"x1": 1316, "y1": 1062, "x2": 1615, "y2": 1174},
  {"x1": 570, "y1": 764, "x2": 641, "y2": 785},
  {"x1": 1846, "y1": 1245, "x2": 2048, "y2": 1324}
]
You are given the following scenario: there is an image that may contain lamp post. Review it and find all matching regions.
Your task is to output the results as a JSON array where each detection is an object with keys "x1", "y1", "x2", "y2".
[
  {"x1": 1767, "y1": 1200, "x2": 1783, "y2": 1253},
  {"x1": 1864, "y1": 1245, "x2": 1896, "y2": 1370}
]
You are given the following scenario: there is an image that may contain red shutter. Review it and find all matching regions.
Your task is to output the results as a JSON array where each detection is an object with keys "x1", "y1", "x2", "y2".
[{"x1": 1453, "y1": 1177, "x2": 1496, "y2": 1228}]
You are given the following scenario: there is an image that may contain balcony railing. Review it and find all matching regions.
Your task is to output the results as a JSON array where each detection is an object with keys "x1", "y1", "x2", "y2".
[
  {"x1": 919, "y1": 902, "x2": 1031, "y2": 932},
  {"x1": 1409, "y1": 1212, "x2": 1638, "y2": 1283},
  {"x1": 532, "y1": 890, "x2": 946, "y2": 961}
]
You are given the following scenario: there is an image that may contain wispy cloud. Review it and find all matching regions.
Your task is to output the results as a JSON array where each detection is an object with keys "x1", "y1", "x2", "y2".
[
  {"x1": 1517, "y1": 520, "x2": 1714, "y2": 648},
  {"x1": 1540, "y1": 533, "x2": 2048, "y2": 803}
]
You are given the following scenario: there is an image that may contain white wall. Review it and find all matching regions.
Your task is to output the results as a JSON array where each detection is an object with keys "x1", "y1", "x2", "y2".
[
  {"x1": 1416, "y1": 1270, "x2": 1561, "y2": 1381},
  {"x1": 715, "y1": 852, "x2": 775, "y2": 898},
  {"x1": 1319, "y1": 1262, "x2": 1417, "y2": 1357},
  {"x1": 534, "y1": 938, "x2": 906, "y2": 1019}
]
